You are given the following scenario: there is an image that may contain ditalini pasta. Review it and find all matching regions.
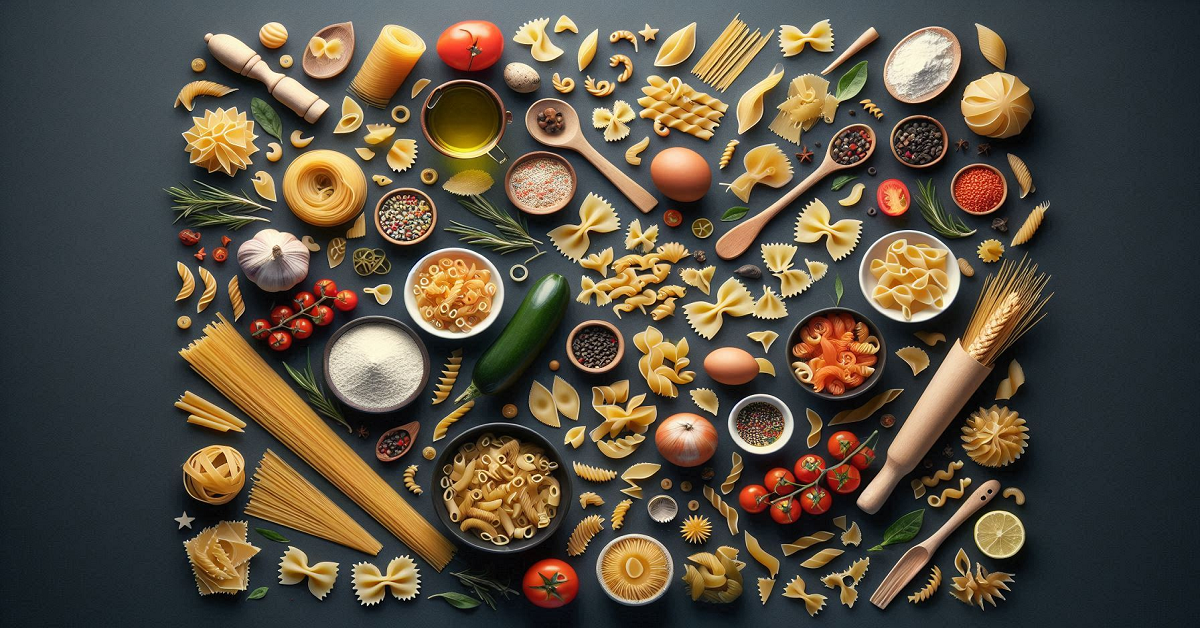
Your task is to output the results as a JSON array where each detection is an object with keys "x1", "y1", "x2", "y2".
[
  {"x1": 278, "y1": 546, "x2": 340, "y2": 600},
  {"x1": 782, "y1": 531, "x2": 834, "y2": 556},
  {"x1": 402, "y1": 465, "x2": 422, "y2": 496},
  {"x1": 184, "y1": 521, "x2": 259, "y2": 596},
  {"x1": 351, "y1": 556, "x2": 420, "y2": 605},
  {"x1": 514, "y1": 18, "x2": 564, "y2": 62},
  {"x1": 196, "y1": 267, "x2": 217, "y2": 313},
  {"x1": 702, "y1": 485, "x2": 739, "y2": 535},
  {"x1": 907, "y1": 565, "x2": 941, "y2": 603},
  {"x1": 995, "y1": 359, "x2": 1025, "y2": 400},
  {"x1": 778, "y1": 19, "x2": 834, "y2": 55},
  {"x1": 1011, "y1": 201, "x2": 1048, "y2": 246},
  {"x1": 611, "y1": 499, "x2": 633, "y2": 530},
  {"x1": 820, "y1": 557, "x2": 869, "y2": 607},
  {"x1": 782, "y1": 575, "x2": 828, "y2": 616},
  {"x1": 566, "y1": 515, "x2": 604, "y2": 555},
  {"x1": 431, "y1": 400, "x2": 475, "y2": 441},
  {"x1": 549, "y1": 193, "x2": 620, "y2": 261},
  {"x1": 431, "y1": 349, "x2": 463, "y2": 405},
  {"x1": 961, "y1": 406, "x2": 1029, "y2": 467},
  {"x1": 720, "y1": 453, "x2": 743, "y2": 494},
  {"x1": 794, "y1": 199, "x2": 862, "y2": 261}
]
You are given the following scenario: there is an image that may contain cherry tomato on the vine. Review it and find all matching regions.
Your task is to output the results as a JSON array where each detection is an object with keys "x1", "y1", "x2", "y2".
[
  {"x1": 522, "y1": 559, "x2": 578, "y2": 608},
  {"x1": 850, "y1": 446, "x2": 876, "y2": 470},
  {"x1": 249, "y1": 319, "x2": 272, "y2": 339},
  {"x1": 764, "y1": 468, "x2": 797, "y2": 496},
  {"x1": 267, "y1": 330, "x2": 293, "y2": 351},
  {"x1": 314, "y1": 279, "x2": 338, "y2": 297},
  {"x1": 311, "y1": 305, "x2": 335, "y2": 326},
  {"x1": 292, "y1": 291, "x2": 316, "y2": 312},
  {"x1": 825, "y1": 464, "x2": 862, "y2": 494},
  {"x1": 770, "y1": 496, "x2": 802, "y2": 524},
  {"x1": 798, "y1": 486, "x2": 832, "y2": 516},
  {"x1": 793, "y1": 454, "x2": 827, "y2": 484},
  {"x1": 436, "y1": 21, "x2": 504, "y2": 72},
  {"x1": 269, "y1": 305, "x2": 295, "y2": 326},
  {"x1": 289, "y1": 318, "x2": 314, "y2": 340},
  {"x1": 333, "y1": 289, "x2": 359, "y2": 311},
  {"x1": 828, "y1": 431, "x2": 860, "y2": 461},
  {"x1": 738, "y1": 484, "x2": 771, "y2": 514}
]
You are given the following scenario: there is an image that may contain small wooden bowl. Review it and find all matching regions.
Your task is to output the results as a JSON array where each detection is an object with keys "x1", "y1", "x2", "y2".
[
  {"x1": 302, "y1": 21, "x2": 355, "y2": 80},
  {"x1": 883, "y1": 26, "x2": 961, "y2": 104},
  {"x1": 322, "y1": 316, "x2": 430, "y2": 414},
  {"x1": 504, "y1": 151, "x2": 577, "y2": 215},
  {"x1": 375, "y1": 421, "x2": 420, "y2": 462},
  {"x1": 374, "y1": 187, "x2": 437, "y2": 246},
  {"x1": 890, "y1": 115, "x2": 948, "y2": 169},
  {"x1": 566, "y1": 320, "x2": 624, "y2": 375},
  {"x1": 950, "y1": 163, "x2": 1008, "y2": 215},
  {"x1": 786, "y1": 307, "x2": 886, "y2": 401}
]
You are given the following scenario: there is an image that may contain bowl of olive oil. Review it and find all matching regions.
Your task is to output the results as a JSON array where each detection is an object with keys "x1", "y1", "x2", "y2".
[{"x1": 420, "y1": 79, "x2": 512, "y2": 162}]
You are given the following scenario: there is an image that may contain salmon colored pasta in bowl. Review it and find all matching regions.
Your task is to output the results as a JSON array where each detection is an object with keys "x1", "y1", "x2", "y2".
[{"x1": 787, "y1": 307, "x2": 886, "y2": 401}]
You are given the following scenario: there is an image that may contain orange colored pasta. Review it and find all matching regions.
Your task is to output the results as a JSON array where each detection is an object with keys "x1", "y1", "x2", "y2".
[
  {"x1": 412, "y1": 256, "x2": 498, "y2": 333},
  {"x1": 790, "y1": 312, "x2": 879, "y2": 396}
]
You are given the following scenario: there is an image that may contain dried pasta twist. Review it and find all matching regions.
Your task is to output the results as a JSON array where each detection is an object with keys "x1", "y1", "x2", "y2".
[
  {"x1": 799, "y1": 548, "x2": 844, "y2": 569},
  {"x1": 196, "y1": 267, "x2": 217, "y2": 313},
  {"x1": 782, "y1": 531, "x2": 834, "y2": 556},
  {"x1": 719, "y1": 453, "x2": 742, "y2": 494},
  {"x1": 584, "y1": 76, "x2": 616, "y2": 97},
  {"x1": 551, "y1": 72, "x2": 574, "y2": 93},
  {"x1": 566, "y1": 515, "x2": 604, "y2": 556},
  {"x1": 226, "y1": 275, "x2": 245, "y2": 321},
  {"x1": 1011, "y1": 201, "x2": 1048, "y2": 247},
  {"x1": 702, "y1": 485, "x2": 739, "y2": 535},
  {"x1": 402, "y1": 465, "x2": 422, "y2": 495},
  {"x1": 859, "y1": 98, "x2": 884, "y2": 119},
  {"x1": 681, "y1": 546, "x2": 745, "y2": 603},
  {"x1": 950, "y1": 548, "x2": 1014, "y2": 609},
  {"x1": 431, "y1": 349, "x2": 463, "y2": 405},
  {"x1": 912, "y1": 460, "x2": 964, "y2": 499},
  {"x1": 609, "y1": 30, "x2": 639, "y2": 52},
  {"x1": 431, "y1": 401, "x2": 474, "y2": 442},
  {"x1": 927, "y1": 478, "x2": 972, "y2": 507},
  {"x1": 175, "y1": 262, "x2": 195, "y2": 301},
  {"x1": 907, "y1": 565, "x2": 941, "y2": 603},
  {"x1": 610, "y1": 498, "x2": 633, "y2": 529},
  {"x1": 718, "y1": 139, "x2": 739, "y2": 169},
  {"x1": 574, "y1": 461, "x2": 618, "y2": 482},
  {"x1": 610, "y1": 54, "x2": 634, "y2": 82},
  {"x1": 579, "y1": 491, "x2": 605, "y2": 508}
]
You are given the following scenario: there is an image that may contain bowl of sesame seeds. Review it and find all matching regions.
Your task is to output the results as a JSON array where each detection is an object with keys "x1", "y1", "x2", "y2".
[
  {"x1": 374, "y1": 187, "x2": 437, "y2": 246},
  {"x1": 504, "y1": 151, "x2": 577, "y2": 215},
  {"x1": 727, "y1": 394, "x2": 794, "y2": 455}
]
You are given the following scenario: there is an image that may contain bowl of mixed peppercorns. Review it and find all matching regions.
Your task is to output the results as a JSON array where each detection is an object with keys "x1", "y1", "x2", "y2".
[
  {"x1": 566, "y1": 319, "x2": 624, "y2": 374},
  {"x1": 374, "y1": 187, "x2": 437, "y2": 246},
  {"x1": 890, "y1": 115, "x2": 948, "y2": 168}
]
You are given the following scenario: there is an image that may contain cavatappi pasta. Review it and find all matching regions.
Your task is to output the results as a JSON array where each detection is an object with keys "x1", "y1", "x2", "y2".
[
  {"x1": 439, "y1": 432, "x2": 561, "y2": 547},
  {"x1": 412, "y1": 255, "x2": 497, "y2": 333}
]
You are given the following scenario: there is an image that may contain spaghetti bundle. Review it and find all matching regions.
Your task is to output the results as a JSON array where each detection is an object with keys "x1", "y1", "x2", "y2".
[
  {"x1": 348, "y1": 25, "x2": 426, "y2": 108},
  {"x1": 282, "y1": 150, "x2": 367, "y2": 227},
  {"x1": 246, "y1": 450, "x2": 383, "y2": 555},
  {"x1": 180, "y1": 314, "x2": 456, "y2": 569}
]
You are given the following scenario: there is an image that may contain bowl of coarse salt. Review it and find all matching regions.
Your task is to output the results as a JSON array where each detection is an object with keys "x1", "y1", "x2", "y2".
[{"x1": 322, "y1": 315, "x2": 430, "y2": 413}]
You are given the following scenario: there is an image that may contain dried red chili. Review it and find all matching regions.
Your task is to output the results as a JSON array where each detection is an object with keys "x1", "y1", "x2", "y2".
[
  {"x1": 179, "y1": 229, "x2": 201, "y2": 246},
  {"x1": 194, "y1": 247, "x2": 206, "y2": 261}
]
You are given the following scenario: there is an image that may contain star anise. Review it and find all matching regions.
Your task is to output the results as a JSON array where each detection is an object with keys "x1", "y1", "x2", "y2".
[
  {"x1": 977, "y1": 142, "x2": 991, "y2": 156},
  {"x1": 796, "y1": 145, "x2": 814, "y2": 164},
  {"x1": 356, "y1": 425, "x2": 370, "y2": 439},
  {"x1": 954, "y1": 138, "x2": 969, "y2": 152}
]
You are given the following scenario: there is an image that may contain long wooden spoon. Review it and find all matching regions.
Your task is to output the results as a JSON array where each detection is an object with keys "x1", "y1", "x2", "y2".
[
  {"x1": 715, "y1": 123, "x2": 876, "y2": 260},
  {"x1": 525, "y1": 98, "x2": 658, "y2": 213}
]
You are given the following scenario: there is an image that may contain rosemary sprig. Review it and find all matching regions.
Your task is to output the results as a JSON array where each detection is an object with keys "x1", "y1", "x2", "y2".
[
  {"x1": 915, "y1": 179, "x2": 976, "y2": 238},
  {"x1": 165, "y1": 180, "x2": 272, "y2": 230},
  {"x1": 449, "y1": 569, "x2": 518, "y2": 610},
  {"x1": 444, "y1": 194, "x2": 542, "y2": 254},
  {"x1": 283, "y1": 351, "x2": 350, "y2": 432}
]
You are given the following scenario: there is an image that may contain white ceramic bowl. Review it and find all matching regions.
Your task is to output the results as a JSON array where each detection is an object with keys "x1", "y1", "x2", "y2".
[
  {"x1": 727, "y1": 394, "x2": 794, "y2": 455},
  {"x1": 403, "y1": 247, "x2": 505, "y2": 339},
  {"x1": 857, "y1": 230, "x2": 961, "y2": 324},
  {"x1": 595, "y1": 534, "x2": 674, "y2": 605}
]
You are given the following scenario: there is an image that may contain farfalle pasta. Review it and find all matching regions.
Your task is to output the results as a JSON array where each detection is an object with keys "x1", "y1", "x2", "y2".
[
  {"x1": 549, "y1": 194, "x2": 620, "y2": 261},
  {"x1": 580, "y1": 247, "x2": 614, "y2": 276},
  {"x1": 351, "y1": 556, "x2": 420, "y2": 605},
  {"x1": 782, "y1": 575, "x2": 827, "y2": 616},
  {"x1": 279, "y1": 546, "x2": 340, "y2": 600},
  {"x1": 794, "y1": 199, "x2": 862, "y2": 261},
  {"x1": 820, "y1": 557, "x2": 869, "y2": 607},
  {"x1": 184, "y1": 521, "x2": 260, "y2": 596},
  {"x1": 754, "y1": 287, "x2": 788, "y2": 319},
  {"x1": 868, "y1": 238, "x2": 950, "y2": 320},
  {"x1": 725, "y1": 143, "x2": 794, "y2": 203},
  {"x1": 624, "y1": 219, "x2": 659, "y2": 252},
  {"x1": 778, "y1": 20, "x2": 834, "y2": 56},
  {"x1": 593, "y1": 100, "x2": 636, "y2": 142},
  {"x1": 684, "y1": 277, "x2": 755, "y2": 339},
  {"x1": 791, "y1": 311, "x2": 880, "y2": 396},
  {"x1": 680, "y1": 266, "x2": 715, "y2": 295},
  {"x1": 682, "y1": 546, "x2": 745, "y2": 603},
  {"x1": 769, "y1": 74, "x2": 838, "y2": 144},
  {"x1": 513, "y1": 18, "x2": 564, "y2": 62},
  {"x1": 386, "y1": 139, "x2": 418, "y2": 173}
]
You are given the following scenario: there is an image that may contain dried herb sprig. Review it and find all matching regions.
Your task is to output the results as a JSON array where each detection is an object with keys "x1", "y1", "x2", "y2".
[
  {"x1": 165, "y1": 180, "x2": 272, "y2": 230},
  {"x1": 444, "y1": 194, "x2": 542, "y2": 254},
  {"x1": 283, "y1": 351, "x2": 350, "y2": 432},
  {"x1": 915, "y1": 179, "x2": 976, "y2": 238},
  {"x1": 449, "y1": 568, "x2": 518, "y2": 610}
]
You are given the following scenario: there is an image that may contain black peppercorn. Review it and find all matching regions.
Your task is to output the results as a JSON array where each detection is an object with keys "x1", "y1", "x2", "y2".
[{"x1": 571, "y1": 325, "x2": 619, "y2": 369}]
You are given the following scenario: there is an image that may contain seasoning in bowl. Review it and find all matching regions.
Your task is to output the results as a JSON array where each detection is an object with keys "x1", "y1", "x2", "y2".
[
  {"x1": 892, "y1": 117, "x2": 944, "y2": 166},
  {"x1": 571, "y1": 323, "x2": 620, "y2": 370},
  {"x1": 953, "y1": 165, "x2": 1005, "y2": 214},
  {"x1": 376, "y1": 189, "x2": 436, "y2": 244},
  {"x1": 327, "y1": 321, "x2": 427, "y2": 412},
  {"x1": 831, "y1": 127, "x2": 873, "y2": 165},
  {"x1": 507, "y1": 155, "x2": 575, "y2": 213},
  {"x1": 885, "y1": 28, "x2": 958, "y2": 102},
  {"x1": 376, "y1": 421, "x2": 419, "y2": 462},
  {"x1": 735, "y1": 401, "x2": 786, "y2": 448}
]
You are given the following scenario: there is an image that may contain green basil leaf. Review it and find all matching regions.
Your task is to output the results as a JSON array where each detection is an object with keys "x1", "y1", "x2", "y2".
[
  {"x1": 830, "y1": 175, "x2": 858, "y2": 191},
  {"x1": 720, "y1": 206, "x2": 750, "y2": 222},
  {"x1": 835, "y1": 61, "x2": 869, "y2": 102},
  {"x1": 250, "y1": 97, "x2": 283, "y2": 142},
  {"x1": 254, "y1": 527, "x2": 290, "y2": 543},
  {"x1": 868, "y1": 509, "x2": 925, "y2": 551},
  {"x1": 834, "y1": 275, "x2": 844, "y2": 306},
  {"x1": 429, "y1": 592, "x2": 482, "y2": 609},
  {"x1": 247, "y1": 586, "x2": 268, "y2": 600}
]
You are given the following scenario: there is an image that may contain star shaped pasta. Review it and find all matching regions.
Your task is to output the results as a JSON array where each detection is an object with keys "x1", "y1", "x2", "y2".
[
  {"x1": 794, "y1": 199, "x2": 862, "y2": 261},
  {"x1": 593, "y1": 100, "x2": 636, "y2": 142}
]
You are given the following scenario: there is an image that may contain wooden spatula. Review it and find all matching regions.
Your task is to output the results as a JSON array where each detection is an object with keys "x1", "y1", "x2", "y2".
[{"x1": 869, "y1": 479, "x2": 1000, "y2": 609}]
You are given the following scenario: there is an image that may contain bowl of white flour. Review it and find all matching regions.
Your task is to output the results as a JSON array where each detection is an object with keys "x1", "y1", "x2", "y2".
[{"x1": 322, "y1": 316, "x2": 430, "y2": 413}]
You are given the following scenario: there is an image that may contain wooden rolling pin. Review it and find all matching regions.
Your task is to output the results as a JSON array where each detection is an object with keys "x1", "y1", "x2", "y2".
[{"x1": 204, "y1": 33, "x2": 329, "y2": 123}]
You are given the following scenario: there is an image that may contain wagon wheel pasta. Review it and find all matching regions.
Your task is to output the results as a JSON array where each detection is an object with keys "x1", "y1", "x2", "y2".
[{"x1": 412, "y1": 255, "x2": 497, "y2": 333}]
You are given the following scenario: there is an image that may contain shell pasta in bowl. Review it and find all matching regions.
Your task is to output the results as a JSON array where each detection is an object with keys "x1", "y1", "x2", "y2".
[
  {"x1": 432, "y1": 423, "x2": 571, "y2": 553},
  {"x1": 857, "y1": 230, "x2": 961, "y2": 323}
]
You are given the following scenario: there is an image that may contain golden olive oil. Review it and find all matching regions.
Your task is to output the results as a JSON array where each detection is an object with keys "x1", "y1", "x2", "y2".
[{"x1": 426, "y1": 84, "x2": 502, "y2": 158}]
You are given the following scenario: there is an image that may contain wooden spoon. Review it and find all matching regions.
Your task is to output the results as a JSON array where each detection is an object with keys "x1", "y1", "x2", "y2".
[
  {"x1": 525, "y1": 98, "x2": 658, "y2": 214},
  {"x1": 303, "y1": 21, "x2": 355, "y2": 80},
  {"x1": 715, "y1": 123, "x2": 877, "y2": 261}
]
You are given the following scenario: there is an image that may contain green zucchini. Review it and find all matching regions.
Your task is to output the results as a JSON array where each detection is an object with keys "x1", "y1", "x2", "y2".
[{"x1": 454, "y1": 273, "x2": 569, "y2": 404}]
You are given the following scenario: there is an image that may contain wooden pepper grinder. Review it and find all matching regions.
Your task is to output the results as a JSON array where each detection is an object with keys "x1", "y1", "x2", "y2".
[{"x1": 204, "y1": 33, "x2": 329, "y2": 123}]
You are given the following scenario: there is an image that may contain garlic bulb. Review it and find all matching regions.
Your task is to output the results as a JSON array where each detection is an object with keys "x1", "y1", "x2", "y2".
[{"x1": 236, "y1": 229, "x2": 310, "y2": 292}]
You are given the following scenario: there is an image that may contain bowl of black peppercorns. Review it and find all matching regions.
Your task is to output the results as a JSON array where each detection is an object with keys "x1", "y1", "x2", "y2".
[
  {"x1": 890, "y1": 115, "x2": 948, "y2": 169},
  {"x1": 566, "y1": 319, "x2": 624, "y2": 375}
]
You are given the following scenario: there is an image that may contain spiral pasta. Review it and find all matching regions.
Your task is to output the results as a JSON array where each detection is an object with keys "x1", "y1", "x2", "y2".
[
  {"x1": 611, "y1": 498, "x2": 633, "y2": 530},
  {"x1": 719, "y1": 453, "x2": 743, "y2": 495},
  {"x1": 226, "y1": 275, "x2": 244, "y2": 321},
  {"x1": 574, "y1": 461, "x2": 618, "y2": 482},
  {"x1": 637, "y1": 76, "x2": 727, "y2": 140},
  {"x1": 283, "y1": 150, "x2": 368, "y2": 227},
  {"x1": 782, "y1": 531, "x2": 834, "y2": 556},
  {"x1": 790, "y1": 312, "x2": 879, "y2": 396},
  {"x1": 610, "y1": 54, "x2": 634, "y2": 82},
  {"x1": 1011, "y1": 201, "x2": 1048, "y2": 247},
  {"x1": 718, "y1": 139, "x2": 738, "y2": 169},
  {"x1": 174, "y1": 80, "x2": 237, "y2": 111},
  {"x1": 682, "y1": 546, "x2": 744, "y2": 603},
  {"x1": 402, "y1": 465, "x2": 422, "y2": 495},
  {"x1": 907, "y1": 565, "x2": 941, "y2": 603},
  {"x1": 702, "y1": 485, "x2": 738, "y2": 535},
  {"x1": 196, "y1": 267, "x2": 217, "y2": 313},
  {"x1": 431, "y1": 401, "x2": 474, "y2": 442},
  {"x1": 799, "y1": 548, "x2": 844, "y2": 569},
  {"x1": 175, "y1": 262, "x2": 195, "y2": 302},
  {"x1": 431, "y1": 349, "x2": 463, "y2": 405},
  {"x1": 566, "y1": 515, "x2": 604, "y2": 556},
  {"x1": 928, "y1": 478, "x2": 972, "y2": 507},
  {"x1": 911, "y1": 460, "x2": 964, "y2": 499},
  {"x1": 412, "y1": 256, "x2": 497, "y2": 333},
  {"x1": 579, "y1": 491, "x2": 605, "y2": 508},
  {"x1": 859, "y1": 98, "x2": 884, "y2": 119}
]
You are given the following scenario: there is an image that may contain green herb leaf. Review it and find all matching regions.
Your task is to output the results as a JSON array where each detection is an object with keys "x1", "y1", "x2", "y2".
[
  {"x1": 247, "y1": 586, "x2": 268, "y2": 600},
  {"x1": 250, "y1": 97, "x2": 283, "y2": 142},
  {"x1": 720, "y1": 206, "x2": 750, "y2": 222},
  {"x1": 254, "y1": 528, "x2": 289, "y2": 543},
  {"x1": 835, "y1": 61, "x2": 868, "y2": 102},
  {"x1": 914, "y1": 179, "x2": 976, "y2": 238},
  {"x1": 284, "y1": 351, "x2": 350, "y2": 432},
  {"x1": 429, "y1": 592, "x2": 482, "y2": 609},
  {"x1": 868, "y1": 509, "x2": 925, "y2": 551},
  {"x1": 830, "y1": 175, "x2": 858, "y2": 191},
  {"x1": 834, "y1": 275, "x2": 844, "y2": 306}
]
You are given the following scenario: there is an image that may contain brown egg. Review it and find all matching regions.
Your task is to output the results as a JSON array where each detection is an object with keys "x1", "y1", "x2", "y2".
[
  {"x1": 703, "y1": 347, "x2": 760, "y2": 385},
  {"x1": 650, "y1": 147, "x2": 711, "y2": 202}
]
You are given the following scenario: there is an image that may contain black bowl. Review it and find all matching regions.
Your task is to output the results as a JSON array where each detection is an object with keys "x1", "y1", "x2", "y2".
[
  {"x1": 432, "y1": 422, "x2": 572, "y2": 554},
  {"x1": 321, "y1": 316, "x2": 430, "y2": 413},
  {"x1": 785, "y1": 307, "x2": 887, "y2": 401}
]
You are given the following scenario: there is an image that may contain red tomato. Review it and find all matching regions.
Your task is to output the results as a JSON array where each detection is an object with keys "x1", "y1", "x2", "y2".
[
  {"x1": 249, "y1": 319, "x2": 272, "y2": 339},
  {"x1": 311, "y1": 305, "x2": 335, "y2": 326},
  {"x1": 828, "y1": 431, "x2": 860, "y2": 461},
  {"x1": 292, "y1": 291, "x2": 316, "y2": 312},
  {"x1": 523, "y1": 559, "x2": 578, "y2": 608},
  {"x1": 269, "y1": 305, "x2": 295, "y2": 326},
  {"x1": 770, "y1": 496, "x2": 802, "y2": 524},
  {"x1": 850, "y1": 446, "x2": 876, "y2": 470},
  {"x1": 798, "y1": 486, "x2": 832, "y2": 515},
  {"x1": 333, "y1": 289, "x2": 359, "y2": 311},
  {"x1": 764, "y1": 468, "x2": 797, "y2": 496},
  {"x1": 738, "y1": 484, "x2": 771, "y2": 513},
  {"x1": 793, "y1": 454, "x2": 827, "y2": 484},
  {"x1": 825, "y1": 465, "x2": 862, "y2": 494},
  {"x1": 289, "y1": 318, "x2": 314, "y2": 340},
  {"x1": 313, "y1": 279, "x2": 338, "y2": 298},
  {"x1": 876, "y1": 179, "x2": 911, "y2": 216},
  {"x1": 267, "y1": 330, "x2": 293, "y2": 351},
  {"x1": 436, "y1": 21, "x2": 504, "y2": 72},
  {"x1": 663, "y1": 209, "x2": 683, "y2": 227}
]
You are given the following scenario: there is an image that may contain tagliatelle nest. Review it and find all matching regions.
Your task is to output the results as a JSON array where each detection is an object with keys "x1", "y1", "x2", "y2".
[{"x1": 961, "y1": 405, "x2": 1028, "y2": 467}]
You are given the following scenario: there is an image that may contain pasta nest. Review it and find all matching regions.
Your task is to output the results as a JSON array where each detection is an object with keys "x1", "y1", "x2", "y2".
[
  {"x1": 182, "y1": 107, "x2": 259, "y2": 176},
  {"x1": 961, "y1": 405, "x2": 1028, "y2": 468}
]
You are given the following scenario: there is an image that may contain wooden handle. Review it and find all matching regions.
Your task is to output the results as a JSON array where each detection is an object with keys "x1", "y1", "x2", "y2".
[
  {"x1": 715, "y1": 160, "x2": 835, "y2": 260},
  {"x1": 576, "y1": 142, "x2": 658, "y2": 213},
  {"x1": 822, "y1": 28, "x2": 879, "y2": 75},
  {"x1": 923, "y1": 480, "x2": 1001, "y2": 552},
  {"x1": 205, "y1": 33, "x2": 329, "y2": 123}
]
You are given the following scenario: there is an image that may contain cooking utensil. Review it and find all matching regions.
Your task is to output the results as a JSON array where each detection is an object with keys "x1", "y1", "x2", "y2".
[
  {"x1": 302, "y1": 21, "x2": 355, "y2": 79},
  {"x1": 869, "y1": 479, "x2": 1000, "y2": 609},
  {"x1": 421, "y1": 80, "x2": 512, "y2": 162},
  {"x1": 715, "y1": 123, "x2": 876, "y2": 260},
  {"x1": 525, "y1": 98, "x2": 658, "y2": 213},
  {"x1": 883, "y1": 27, "x2": 962, "y2": 104},
  {"x1": 821, "y1": 27, "x2": 878, "y2": 76},
  {"x1": 204, "y1": 32, "x2": 329, "y2": 122}
]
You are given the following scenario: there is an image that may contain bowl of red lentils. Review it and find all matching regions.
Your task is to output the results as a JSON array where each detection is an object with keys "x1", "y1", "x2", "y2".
[
  {"x1": 950, "y1": 163, "x2": 1007, "y2": 215},
  {"x1": 374, "y1": 187, "x2": 437, "y2": 245},
  {"x1": 727, "y1": 394, "x2": 794, "y2": 455},
  {"x1": 505, "y1": 151, "x2": 577, "y2": 215}
]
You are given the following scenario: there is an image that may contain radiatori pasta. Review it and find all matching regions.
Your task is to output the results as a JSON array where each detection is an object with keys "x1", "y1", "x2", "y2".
[
  {"x1": 411, "y1": 255, "x2": 498, "y2": 333},
  {"x1": 438, "y1": 432, "x2": 561, "y2": 547}
]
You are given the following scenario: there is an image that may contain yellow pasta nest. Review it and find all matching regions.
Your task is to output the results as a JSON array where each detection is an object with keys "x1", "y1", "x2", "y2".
[
  {"x1": 182, "y1": 444, "x2": 245, "y2": 505},
  {"x1": 961, "y1": 405, "x2": 1029, "y2": 467},
  {"x1": 679, "y1": 515, "x2": 712, "y2": 543},
  {"x1": 182, "y1": 107, "x2": 259, "y2": 176},
  {"x1": 949, "y1": 548, "x2": 1014, "y2": 609},
  {"x1": 598, "y1": 536, "x2": 671, "y2": 603},
  {"x1": 681, "y1": 546, "x2": 745, "y2": 603}
]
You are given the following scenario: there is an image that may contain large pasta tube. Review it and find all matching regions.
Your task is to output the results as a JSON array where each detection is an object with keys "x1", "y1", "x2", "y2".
[{"x1": 857, "y1": 341, "x2": 992, "y2": 514}]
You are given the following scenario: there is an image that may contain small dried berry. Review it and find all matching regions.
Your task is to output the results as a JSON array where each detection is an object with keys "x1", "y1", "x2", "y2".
[
  {"x1": 734, "y1": 264, "x2": 762, "y2": 280},
  {"x1": 693, "y1": 250, "x2": 707, "y2": 263},
  {"x1": 536, "y1": 107, "x2": 566, "y2": 133}
]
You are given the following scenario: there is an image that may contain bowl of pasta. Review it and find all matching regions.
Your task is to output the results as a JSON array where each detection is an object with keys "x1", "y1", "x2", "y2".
[
  {"x1": 432, "y1": 423, "x2": 571, "y2": 553},
  {"x1": 403, "y1": 247, "x2": 504, "y2": 339},
  {"x1": 857, "y1": 230, "x2": 961, "y2": 323},
  {"x1": 787, "y1": 307, "x2": 887, "y2": 401}
]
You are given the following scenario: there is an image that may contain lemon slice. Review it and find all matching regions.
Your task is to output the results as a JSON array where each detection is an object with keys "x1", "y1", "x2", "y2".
[
  {"x1": 973, "y1": 510, "x2": 1024, "y2": 559},
  {"x1": 691, "y1": 218, "x2": 714, "y2": 239}
]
